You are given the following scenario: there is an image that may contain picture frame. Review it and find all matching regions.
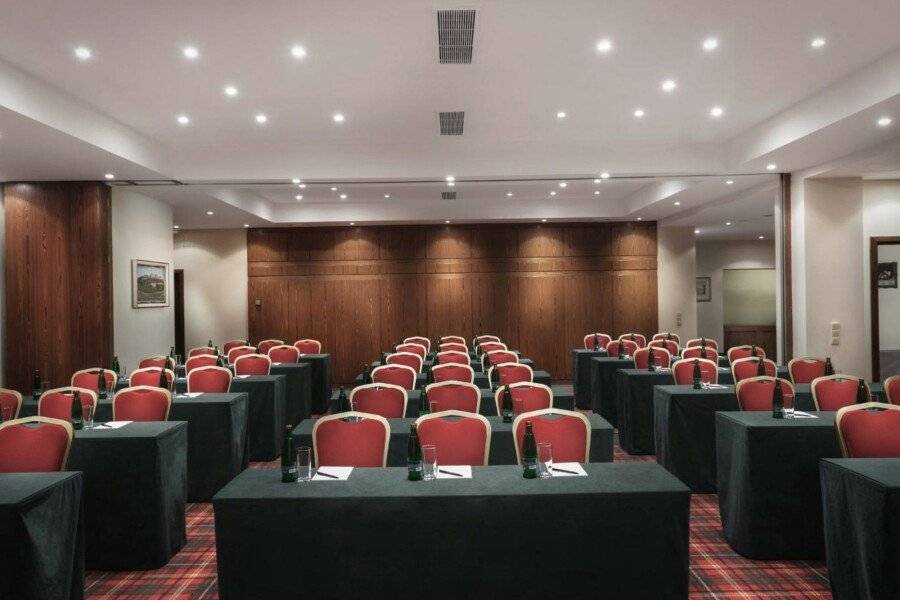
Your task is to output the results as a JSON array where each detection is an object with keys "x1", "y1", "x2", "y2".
[
  {"x1": 132, "y1": 259, "x2": 170, "y2": 308},
  {"x1": 877, "y1": 261, "x2": 898, "y2": 289},
  {"x1": 696, "y1": 277, "x2": 712, "y2": 302}
]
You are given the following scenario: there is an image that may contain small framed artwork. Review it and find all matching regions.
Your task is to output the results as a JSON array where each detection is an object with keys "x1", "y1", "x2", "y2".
[
  {"x1": 132, "y1": 259, "x2": 170, "y2": 308},
  {"x1": 877, "y1": 262, "x2": 898, "y2": 288},
  {"x1": 696, "y1": 277, "x2": 712, "y2": 302}
]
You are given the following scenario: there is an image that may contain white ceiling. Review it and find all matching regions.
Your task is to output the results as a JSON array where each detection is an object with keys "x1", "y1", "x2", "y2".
[{"x1": 0, "y1": 0, "x2": 898, "y2": 234}]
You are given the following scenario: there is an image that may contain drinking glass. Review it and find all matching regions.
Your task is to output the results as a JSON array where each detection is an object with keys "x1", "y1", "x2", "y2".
[
  {"x1": 297, "y1": 447, "x2": 313, "y2": 482},
  {"x1": 83, "y1": 404, "x2": 94, "y2": 430},
  {"x1": 429, "y1": 400, "x2": 441, "y2": 413},
  {"x1": 784, "y1": 392, "x2": 795, "y2": 418},
  {"x1": 538, "y1": 442, "x2": 553, "y2": 479},
  {"x1": 422, "y1": 445, "x2": 437, "y2": 481}
]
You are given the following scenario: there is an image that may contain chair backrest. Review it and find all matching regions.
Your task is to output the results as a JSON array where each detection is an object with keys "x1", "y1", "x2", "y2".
[
  {"x1": 582, "y1": 333, "x2": 612, "y2": 350},
  {"x1": 371, "y1": 364, "x2": 418, "y2": 390},
  {"x1": 811, "y1": 375, "x2": 869, "y2": 411},
  {"x1": 439, "y1": 342, "x2": 468, "y2": 354},
  {"x1": 222, "y1": 339, "x2": 249, "y2": 354},
  {"x1": 113, "y1": 386, "x2": 172, "y2": 421},
  {"x1": 731, "y1": 357, "x2": 777, "y2": 383},
  {"x1": 38, "y1": 387, "x2": 97, "y2": 421},
  {"x1": 416, "y1": 411, "x2": 492, "y2": 466},
  {"x1": 681, "y1": 346, "x2": 719, "y2": 361},
  {"x1": 440, "y1": 336, "x2": 467, "y2": 347},
  {"x1": 886, "y1": 376, "x2": 900, "y2": 406},
  {"x1": 788, "y1": 357, "x2": 826, "y2": 384},
  {"x1": 396, "y1": 343, "x2": 427, "y2": 359},
  {"x1": 494, "y1": 382, "x2": 553, "y2": 416},
  {"x1": 727, "y1": 345, "x2": 766, "y2": 364},
  {"x1": 512, "y1": 409, "x2": 591, "y2": 464},
  {"x1": 268, "y1": 345, "x2": 300, "y2": 364},
  {"x1": 227, "y1": 345, "x2": 257, "y2": 364},
  {"x1": 686, "y1": 338, "x2": 719, "y2": 350},
  {"x1": 293, "y1": 339, "x2": 323, "y2": 355},
  {"x1": 431, "y1": 363, "x2": 475, "y2": 384},
  {"x1": 70, "y1": 368, "x2": 117, "y2": 392},
  {"x1": 618, "y1": 332, "x2": 647, "y2": 347},
  {"x1": 672, "y1": 358, "x2": 719, "y2": 385},
  {"x1": 234, "y1": 354, "x2": 272, "y2": 376},
  {"x1": 185, "y1": 354, "x2": 218, "y2": 373},
  {"x1": 188, "y1": 346, "x2": 217, "y2": 358},
  {"x1": 186, "y1": 366, "x2": 232, "y2": 393},
  {"x1": 606, "y1": 339, "x2": 639, "y2": 357},
  {"x1": 435, "y1": 350, "x2": 469, "y2": 365},
  {"x1": 423, "y1": 381, "x2": 480, "y2": 413},
  {"x1": 404, "y1": 336, "x2": 432, "y2": 352},
  {"x1": 349, "y1": 384, "x2": 408, "y2": 418},
  {"x1": 836, "y1": 402, "x2": 900, "y2": 458},
  {"x1": 128, "y1": 367, "x2": 175, "y2": 390},
  {"x1": 0, "y1": 388, "x2": 23, "y2": 421},
  {"x1": 0, "y1": 417, "x2": 74, "y2": 472},
  {"x1": 652, "y1": 332, "x2": 682, "y2": 345},
  {"x1": 735, "y1": 377, "x2": 796, "y2": 411},
  {"x1": 139, "y1": 356, "x2": 175, "y2": 371},
  {"x1": 473, "y1": 335, "x2": 501, "y2": 347},
  {"x1": 312, "y1": 412, "x2": 390, "y2": 467},
  {"x1": 257, "y1": 339, "x2": 285, "y2": 355},
  {"x1": 488, "y1": 363, "x2": 534, "y2": 388},
  {"x1": 484, "y1": 350, "x2": 518, "y2": 369},
  {"x1": 385, "y1": 352, "x2": 423, "y2": 373},
  {"x1": 648, "y1": 339, "x2": 680, "y2": 356},
  {"x1": 477, "y1": 342, "x2": 507, "y2": 355},
  {"x1": 633, "y1": 347, "x2": 672, "y2": 369}
]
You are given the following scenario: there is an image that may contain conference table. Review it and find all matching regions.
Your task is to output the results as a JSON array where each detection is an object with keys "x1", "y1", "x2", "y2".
[
  {"x1": 419, "y1": 356, "x2": 536, "y2": 373},
  {"x1": 213, "y1": 463, "x2": 690, "y2": 599},
  {"x1": 353, "y1": 368, "x2": 553, "y2": 390},
  {"x1": 590, "y1": 356, "x2": 634, "y2": 425},
  {"x1": 292, "y1": 413, "x2": 614, "y2": 467},
  {"x1": 0, "y1": 472, "x2": 85, "y2": 600},
  {"x1": 820, "y1": 458, "x2": 900, "y2": 600},
  {"x1": 572, "y1": 348, "x2": 607, "y2": 409},
  {"x1": 298, "y1": 353, "x2": 332, "y2": 414}
]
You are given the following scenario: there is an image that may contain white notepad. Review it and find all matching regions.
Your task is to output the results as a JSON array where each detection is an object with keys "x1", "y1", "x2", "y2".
[
  {"x1": 235, "y1": 375, "x2": 250, "y2": 379},
  {"x1": 313, "y1": 466, "x2": 353, "y2": 481},
  {"x1": 791, "y1": 411, "x2": 818, "y2": 419},
  {"x1": 179, "y1": 392, "x2": 203, "y2": 398},
  {"x1": 435, "y1": 465, "x2": 473, "y2": 479},
  {"x1": 98, "y1": 421, "x2": 132, "y2": 429},
  {"x1": 549, "y1": 462, "x2": 588, "y2": 477}
]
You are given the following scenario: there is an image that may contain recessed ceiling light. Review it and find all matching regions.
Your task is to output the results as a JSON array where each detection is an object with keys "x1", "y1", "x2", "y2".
[
  {"x1": 206, "y1": 210, "x2": 214, "y2": 215},
  {"x1": 596, "y1": 39, "x2": 613, "y2": 53},
  {"x1": 333, "y1": 113, "x2": 345, "y2": 123},
  {"x1": 633, "y1": 108, "x2": 645, "y2": 118},
  {"x1": 694, "y1": 228, "x2": 700, "y2": 234},
  {"x1": 661, "y1": 79, "x2": 677, "y2": 92},
  {"x1": 703, "y1": 37, "x2": 719, "y2": 51},
  {"x1": 558, "y1": 182, "x2": 567, "y2": 188},
  {"x1": 173, "y1": 225, "x2": 180, "y2": 229},
  {"x1": 292, "y1": 178, "x2": 301, "y2": 184},
  {"x1": 593, "y1": 178, "x2": 601, "y2": 184},
  {"x1": 349, "y1": 222, "x2": 355, "y2": 226},
  {"x1": 726, "y1": 179, "x2": 734, "y2": 185},
  {"x1": 759, "y1": 235, "x2": 765, "y2": 239},
  {"x1": 766, "y1": 163, "x2": 777, "y2": 171},
  {"x1": 295, "y1": 195, "x2": 303, "y2": 200},
  {"x1": 243, "y1": 224, "x2": 250, "y2": 228},
  {"x1": 224, "y1": 85, "x2": 238, "y2": 97},
  {"x1": 340, "y1": 193, "x2": 347, "y2": 199},
  {"x1": 255, "y1": 113, "x2": 268, "y2": 124},
  {"x1": 445, "y1": 220, "x2": 451, "y2": 224},
  {"x1": 74, "y1": 46, "x2": 92, "y2": 60},
  {"x1": 877, "y1": 116, "x2": 893, "y2": 127},
  {"x1": 636, "y1": 217, "x2": 643, "y2": 221},
  {"x1": 600, "y1": 172, "x2": 611, "y2": 179},
  {"x1": 506, "y1": 192, "x2": 513, "y2": 197},
  {"x1": 330, "y1": 186, "x2": 338, "y2": 191},
  {"x1": 810, "y1": 37, "x2": 826, "y2": 49},
  {"x1": 556, "y1": 111, "x2": 567, "y2": 119},
  {"x1": 183, "y1": 46, "x2": 199, "y2": 60},
  {"x1": 673, "y1": 201, "x2": 681, "y2": 206},
  {"x1": 291, "y1": 45, "x2": 307, "y2": 59},
  {"x1": 541, "y1": 218, "x2": 548, "y2": 223},
  {"x1": 298, "y1": 184, "x2": 306, "y2": 189},
  {"x1": 550, "y1": 191, "x2": 557, "y2": 196},
  {"x1": 709, "y1": 106, "x2": 724, "y2": 118},
  {"x1": 445, "y1": 175, "x2": 455, "y2": 183},
  {"x1": 177, "y1": 114, "x2": 190, "y2": 125},
  {"x1": 384, "y1": 194, "x2": 391, "y2": 199},
  {"x1": 594, "y1": 190, "x2": 600, "y2": 195},
  {"x1": 104, "y1": 173, "x2": 115, "y2": 180},
  {"x1": 726, "y1": 221, "x2": 732, "y2": 226}
]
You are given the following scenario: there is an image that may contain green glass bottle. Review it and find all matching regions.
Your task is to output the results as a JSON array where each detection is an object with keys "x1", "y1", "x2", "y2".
[
  {"x1": 97, "y1": 369, "x2": 107, "y2": 401},
  {"x1": 380, "y1": 352, "x2": 388, "y2": 366},
  {"x1": 281, "y1": 425, "x2": 298, "y2": 482},
  {"x1": 617, "y1": 341, "x2": 625, "y2": 360},
  {"x1": 647, "y1": 346, "x2": 656, "y2": 372},
  {"x1": 407, "y1": 423, "x2": 423, "y2": 481},
  {"x1": 336, "y1": 386, "x2": 350, "y2": 412},
  {"x1": 207, "y1": 339, "x2": 214, "y2": 349},
  {"x1": 522, "y1": 421, "x2": 538, "y2": 479},
  {"x1": 158, "y1": 368, "x2": 169, "y2": 390},
  {"x1": 856, "y1": 379, "x2": 869, "y2": 404},
  {"x1": 420, "y1": 386, "x2": 430, "y2": 415},
  {"x1": 750, "y1": 345, "x2": 758, "y2": 359},
  {"x1": 692, "y1": 359, "x2": 702, "y2": 390},
  {"x1": 112, "y1": 356, "x2": 121, "y2": 376},
  {"x1": 71, "y1": 391, "x2": 83, "y2": 430},
  {"x1": 592, "y1": 333, "x2": 599, "y2": 351},
  {"x1": 824, "y1": 357, "x2": 835, "y2": 376},
  {"x1": 502, "y1": 385, "x2": 513, "y2": 423},
  {"x1": 756, "y1": 358, "x2": 766, "y2": 377},
  {"x1": 362, "y1": 363, "x2": 372, "y2": 384},
  {"x1": 772, "y1": 379, "x2": 784, "y2": 419},
  {"x1": 666, "y1": 332, "x2": 673, "y2": 341},
  {"x1": 32, "y1": 370, "x2": 42, "y2": 402}
]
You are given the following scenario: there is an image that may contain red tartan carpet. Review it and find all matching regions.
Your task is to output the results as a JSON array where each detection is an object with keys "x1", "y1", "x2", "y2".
[{"x1": 84, "y1": 445, "x2": 833, "y2": 599}]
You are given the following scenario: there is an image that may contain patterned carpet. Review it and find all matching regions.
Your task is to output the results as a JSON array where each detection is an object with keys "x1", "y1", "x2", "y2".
[{"x1": 83, "y1": 447, "x2": 833, "y2": 599}]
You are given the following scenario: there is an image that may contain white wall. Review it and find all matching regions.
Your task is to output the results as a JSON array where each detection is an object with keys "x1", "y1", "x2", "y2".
[
  {"x1": 656, "y1": 226, "x2": 697, "y2": 341},
  {"x1": 695, "y1": 240, "x2": 776, "y2": 344},
  {"x1": 0, "y1": 188, "x2": 5, "y2": 386},
  {"x1": 173, "y1": 229, "x2": 248, "y2": 351},
  {"x1": 111, "y1": 188, "x2": 174, "y2": 373},
  {"x1": 863, "y1": 180, "x2": 900, "y2": 354}
]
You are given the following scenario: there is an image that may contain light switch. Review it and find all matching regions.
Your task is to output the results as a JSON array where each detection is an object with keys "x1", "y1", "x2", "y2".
[
  {"x1": 675, "y1": 312, "x2": 683, "y2": 326},
  {"x1": 831, "y1": 321, "x2": 841, "y2": 332}
]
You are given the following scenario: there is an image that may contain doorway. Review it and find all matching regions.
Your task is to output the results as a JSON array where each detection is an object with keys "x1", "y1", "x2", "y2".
[
  {"x1": 174, "y1": 269, "x2": 185, "y2": 359},
  {"x1": 871, "y1": 237, "x2": 900, "y2": 381},
  {"x1": 722, "y1": 268, "x2": 777, "y2": 358}
]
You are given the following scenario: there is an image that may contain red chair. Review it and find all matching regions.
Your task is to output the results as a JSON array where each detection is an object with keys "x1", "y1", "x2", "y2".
[
  {"x1": 652, "y1": 332, "x2": 682, "y2": 345},
  {"x1": 731, "y1": 357, "x2": 777, "y2": 383},
  {"x1": 139, "y1": 356, "x2": 175, "y2": 371},
  {"x1": 38, "y1": 387, "x2": 97, "y2": 421},
  {"x1": 583, "y1": 333, "x2": 612, "y2": 350},
  {"x1": 440, "y1": 336, "x2": 467, "y2": 347},
  {"x1": 681, "y1": 346, "x2": 719, "y2": 361},
  {"x1": 727, "y1": 345, "x2": 766, "y2": 364},
  {"x1": 268, "y1": 345, "x2": 300, "y2": 364},
  {"x1": 185, "y1": 355, "x2": 217, "y2": 373},
  {"x1": 404, "y1": 336, "x2": 431, "y2": 352},
  {"x1": 435, "y1": 351, "x2": 469, "y2": 365},
  {"x1": 440, "y1": 342, "x2": 468, "y2": 354},
  {"x1": 649, "y1": 339, "x2": 679, "y2": 356},
  {"x1": 188, "y1": 346, "x2": 217, "y2": 358},
  {"x1": 371, "y1": 364, "x2": 417, "y2": 390},
  {"x1": 396, "y1": 343, "x2": 427, "y2": 359},
  {"x1": 811, "y1": 375, "x2": 869, "y2": 411},
  {"x1": 473, "y1": 335, "x2": 501, "y2": 347},
  {"x1": 293, "y1": 339, "x2": 323, "y2": 355},
  {"x1": 234, "y1": 354, "x2": 272, "y2": 376},
  {"x1": 257, "y1": 339, "x2": 284, "y2": 355},
  {"x1": 0, "y1": 389, "x2": 23, "y2": 421},
  {"x1": 386, "y1": 352, "x2": 423, "y2": 373},
  {"x1": 70, "y1": 368, "x2": 117, "y2": 393},
  {"x1": 494, "y1": 382, "x2": 553, "y2": 416},
  {"x1": 186, "y1": 366, "x2": 232, "y2": 393},
  {"x1": 606, "y1": 339, "x2": 639, "y2": 357},
  {"x1": 431, "y1": 363, "x2": 475, "y2": 384},
  {"x1": 836, "y1": 403, "x2": 900, "y2": 457},
  {"x1": 477, "y1": 342, "x2": 507, "y2": 355},
  {"x1": 349, "y1": 384, "x2": 408, "y2": 418},
  {"x1": 129, "y1": 367, "x2": 175, "y2": 390},
  {"x1": 686, "y1": 338, "x2": 719, "y2": 350},
  {"x1": 416, "y1": 411, "x2": 491, "y2": 466},
  {"x1": 423, "y1": 382, "x2": 480, "y2": 413},
  {"x1": 0, "y1": 417, "x2": 73, "y2": 472},
  {"x1": 735, "y1": 377, "x2": 796, "y2": 411},
  {"x1": 512, "y1": 409, "x2": 591, "y2": 464},
  {"x1": 312, "y1": 413, "x2": 390, "y2": 467},
  {"x1": 788, "y1": 357, "x2": 827, "y2": 385},
  {"x1": 223, "y1": 339, "x2": 248, "y2": 355},
  {"x1": 633, "y1": 347, "x2": 672, "y2": 369},
  {"x1": 113, "y1": 386, "x2": 172, "y2": 421},
  {"x1": 227, "y1": 345, "x2": 257, "y2": 364},
  {"x1": 672, "y1": 358, "x2": 719, "y2": 385},
  {"x1": 488, "y1": 363, "x2": 533, "y2": 387},
  {"x1": 887, "y1": 376, "x2": 900, "y2": 405},
  {"x1": 618, "y1": 332, "x2": 647, "y2": 347},
  {"x1": 484, "y1": 350, "x2": 518, "y2": 370}
]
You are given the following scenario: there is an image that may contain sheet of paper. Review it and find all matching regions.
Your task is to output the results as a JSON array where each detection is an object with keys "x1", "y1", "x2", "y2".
[
  {"x1": 435, "y1": 465, "x2": 473, "y2": 479},
  {"x1": 180, "y1": 392, "x2": 203, "y2": 398},
  {"x1": 97, "y1": 421, "x2": 132, "y2": 429},
  {"x1": 704, "y1": 384, "x2": 729, "y2": 389},
  {"x1": 312, "y1": 466, "x2": 353, "y2": 481},
  {"x1": 235, "y1": 375, "x2": 250, "y2": 379},
  {"x1": 549, "y1": 462, "x2": 588, "y2": 477},
  {"x1": 791, "y1": 411, "x2": 818, "y2": 419}
]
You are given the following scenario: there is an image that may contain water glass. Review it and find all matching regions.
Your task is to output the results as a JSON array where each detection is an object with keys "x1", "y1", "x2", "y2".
[
  {"x1": 297, "y1": 447, "x2": 313, "y2": 482},
  {"x1": 83, "y1": 404, "x2": 94, "y2": 430},
  {"x1": 538, "y1": 442, "x2": 553, "y2": 479},
  {"x1": 422, "y1": 445, "x2": 437, "y2": 481},
  {"x1": 784, "y1": 392, "x2": 795, "y2": 418}
]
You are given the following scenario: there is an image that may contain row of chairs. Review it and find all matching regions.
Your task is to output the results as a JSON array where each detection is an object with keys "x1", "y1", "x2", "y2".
[{"x1": 0, "y1": 384, "x2": 171, "y2": 426}]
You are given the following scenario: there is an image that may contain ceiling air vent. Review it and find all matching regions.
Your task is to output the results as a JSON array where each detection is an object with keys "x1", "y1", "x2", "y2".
[
  {"x1": 437, "y1": 10, "x2": 476, "y2": 64},
  {"x1": 439, "y1": 111, "x2": 465, "y2": 135},
  {"x1": 441, "y1": 191, "x2": 457, "y2": 200}
]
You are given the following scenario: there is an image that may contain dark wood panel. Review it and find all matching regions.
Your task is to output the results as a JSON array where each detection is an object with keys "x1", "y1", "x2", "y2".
[
  {"x1": 564, "y1": 271, "x2": 614, "y2": 349},
  {"x1": 517, "y1": 274, "x2": 567, "y2": 377},
  {"x1": 724, "y1": 325, "x2": 777, "y2": 360},
  {"x1": 612, "y1": 270, "x2": 659, "y2": 335}
]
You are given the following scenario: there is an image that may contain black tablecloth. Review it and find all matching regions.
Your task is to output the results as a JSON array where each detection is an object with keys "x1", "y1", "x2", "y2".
[
  {"x1": 270, "y1": 363, "x2": 311, "y2": 424},
  {"x1": 298, "y1": 353, "x2": 332, "y2": 414},
  {"x1": 716, "y1": 411, "x2": 840, "y2": 559},
  {"x1": 590, "y1": 356, "x2": 634, "y2": 425},
  {"x1": 69, "y1": 422, "x2": 187, "y2": 570},
  {"x1": 821, "y1": 458, "x2": 900, "y2": 600},
  {"x1": 572, "y1": 349, "x2": 607, "y2": 409},
  {"x1": 353, "y1": 369, "x2": 552, "y2": 390},
  {"x1": 0, "y1": 472, "x2": 85, "y2": 600},
  {"x1": 213, "y1": 463, "x2": 690, "y2": 599},
  {"x1": 293, "y1": 413, "x2": 613, "y2": 467}
]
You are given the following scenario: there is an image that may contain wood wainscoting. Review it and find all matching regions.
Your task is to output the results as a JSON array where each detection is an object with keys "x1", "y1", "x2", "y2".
[
  {"x1": 723, "y1": 325, "x2": 777, "y2": 359},
  {"x1": 247, "y1": 223, "x2": 659, "y2": 384}
]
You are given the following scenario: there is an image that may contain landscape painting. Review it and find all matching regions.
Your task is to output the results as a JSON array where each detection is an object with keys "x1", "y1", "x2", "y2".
[{"x1": 132, "y1": 259, "x2": 169, "y2": 307}]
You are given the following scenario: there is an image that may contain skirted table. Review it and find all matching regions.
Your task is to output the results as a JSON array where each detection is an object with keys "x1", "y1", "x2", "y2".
[
  {"x1": 298, "y1": 353, "x2": 332, "y2": 414},
  {"x1": 213, "y1": 463, "x2": 690, "y2": 599},
  {"x1": 572, "y1": 349, "x2": 607, "y2": 409},
  {"x1": 590, "y1": 356, "x2": 635, "y2": 425},
  {"x1": 0, "y1": 472, "x2": 85, "y2": 600},
  {"x1": 354, "y1": 368, "x2": 552, "y2": 390},
  {"x1": 417, "y1": 357, "x2": 535, "y2": 373},
  {"x1": 292, "y1": 413, "x2": 614, "y2": 467}
]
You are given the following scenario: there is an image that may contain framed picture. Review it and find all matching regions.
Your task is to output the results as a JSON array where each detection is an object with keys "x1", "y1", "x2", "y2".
[
  {"x1": 696, "y1": 277, "x2": 712, "y2": 302},
  {"x1": 132, "y1": 259, "x2": 170, "y2": 308},
  {"x1": 877, "y1": 261, "x2": 898, "y2": 288}
]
